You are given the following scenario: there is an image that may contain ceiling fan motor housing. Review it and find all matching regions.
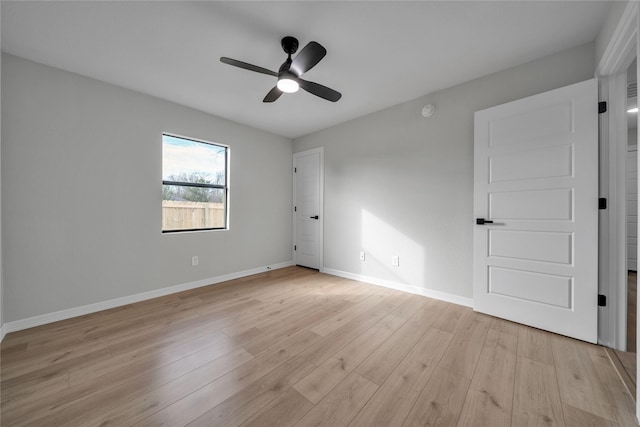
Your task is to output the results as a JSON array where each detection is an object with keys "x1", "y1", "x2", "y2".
[{"x1": 281, "y1": 36, "x2": 299, "y2": 55}]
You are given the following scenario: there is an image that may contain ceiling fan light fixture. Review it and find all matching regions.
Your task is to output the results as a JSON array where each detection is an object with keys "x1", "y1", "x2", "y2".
[
  {"x1": 221, "y1": 36, "x2": 341, "y2": 102},
  {"x1": 277, "y1": 77, "x2": 299, "y2": 93}
]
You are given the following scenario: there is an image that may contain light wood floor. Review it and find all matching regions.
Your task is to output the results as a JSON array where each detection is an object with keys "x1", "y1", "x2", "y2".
[
  {"x1": 613, "y1": 271, "x2": 637, "y2": 400},
  {"x1": 1, "y1": 266, "x2": 637, "y2": 426}
]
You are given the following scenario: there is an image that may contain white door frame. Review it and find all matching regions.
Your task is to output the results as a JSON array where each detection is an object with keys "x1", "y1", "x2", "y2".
[
  {"x1": 597, "y1": 1, "x2": 638, "y2": 350},
  {"x1": 595, "y1": 0, "x2": 639, "y2": 419},
  {"x1": 293, "y1": 147, "x2": 324, "y2": 270},
  {"x1": 627, "y1": 144, "x2": 637, "y2": 272},
  {"x1": 599, "y1": 71, "x2": 631, "y2": 351}
]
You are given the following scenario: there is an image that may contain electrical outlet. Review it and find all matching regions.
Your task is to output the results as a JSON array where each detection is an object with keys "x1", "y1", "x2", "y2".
[
  {"x1": 392, "y1": 255, "x2": 399, "y2": 267},
  {"x1": 191, "y1": 256, "x2": 199, "y2": 266},
  {"x1": 360, "y1": 251, "x2": 366, "y2": 261}
]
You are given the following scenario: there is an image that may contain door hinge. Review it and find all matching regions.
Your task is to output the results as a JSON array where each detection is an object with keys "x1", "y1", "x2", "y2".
[
  {"x1": 598, "y1": 294, "x2": 607, "y2": 307},
  {"x1": 598, "y1": 101, "x2": 607, "y2": 114},
  {"x1": 599, "y1": 197, "x2": 607, "y2": 209},
  {"x1": 294, "y1": 167, "x2": 297, "y2": 173},
  {"x1": 294, "y1": 206, "x2": 297, "y2": 212},
  {"x1": 294, "y1": 245, "x2": 297, "y2": 251}
]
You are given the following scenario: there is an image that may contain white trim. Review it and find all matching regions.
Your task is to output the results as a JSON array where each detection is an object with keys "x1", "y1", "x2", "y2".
[
  {"x1": 2, "y1": 261, "x2": 294, "y2": 335},
  {"x1": 596, "y1": 2, "x2": 640, "y2": 421},
  {"x1": 0, "y1": 324, "x2": 6, "y2": 343},
  {"x1": 322, "y1": 267, "x2": 473, "y2": 308},
  {"x1": 597, "y1": 1, "x2": 639, "y2": 77},
  {"x1": 596, "y1": 0, "x2": 639, "y2": 351},
  {"x1": 293, "y1": 147, "x2": 324, "y2": 270},
  {"x1": 596, "y1": 1, "x2": 637, "y2": 350},
  {"x1": 605, "y1": 71, "x2": 630, "y2": 351}
]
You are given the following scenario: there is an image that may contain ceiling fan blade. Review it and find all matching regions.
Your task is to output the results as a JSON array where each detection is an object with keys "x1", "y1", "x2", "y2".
[
  {"x1": 290, "y1": 42, "x2": 326, "y2": 76},
  {"x1": 220, "y1": 57, "x2": 277, "y2": 77},
  {"x1": 263, "y1": 86, "x2": 283, "y2": 103},
  {"x1": 298, "y1": 79, "x2": 342, "y2": 102}
]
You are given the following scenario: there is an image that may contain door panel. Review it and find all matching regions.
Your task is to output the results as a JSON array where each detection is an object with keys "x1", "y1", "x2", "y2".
[
  {"x1": 474, "y1": 78, "x2": 598, "y2": 343},
  {"x1": 488, "y1": 102, "x2": 572, "y2": 146},
  {"x1": 489, "y1": 267, "x2": 572, "y2": 308},
  {"x1": 490, "y1": 145, "x2": 573, "y2": 183},
  {"x1": 489, "y1": 189, "x2": 573, "y2": 220},
  {"x1": 294, "y1": 149, "x2": 322, "y2": 269},
  {"x1": 489, "y1": 230, "x2": 572, "y2": 264}
]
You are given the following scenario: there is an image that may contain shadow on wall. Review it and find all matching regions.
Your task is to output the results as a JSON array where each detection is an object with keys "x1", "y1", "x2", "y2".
[{"x1": 360, "y1": 209, "x2": 425, "y2": 287}]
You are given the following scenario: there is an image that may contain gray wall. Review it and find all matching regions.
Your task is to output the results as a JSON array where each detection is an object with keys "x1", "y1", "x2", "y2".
[
  {"x1": 2, "y1": 54, "x2": 293, "y2": 322},
  {"x1": 294, "y1": 43, "x2": 596, "y2": 299}
]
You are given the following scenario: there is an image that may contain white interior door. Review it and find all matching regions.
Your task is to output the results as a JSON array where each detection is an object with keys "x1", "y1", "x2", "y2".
[
  {"x1": 473, "y1": 78, "x2": 599, "y2": 343},
  {"x1": 294, "y1": 148, "x2": 323, "y2": 269}
]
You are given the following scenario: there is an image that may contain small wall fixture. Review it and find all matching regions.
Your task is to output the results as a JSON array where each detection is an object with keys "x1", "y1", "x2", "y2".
[{"x1": 421, "y1": 104, "x2": 435, "y2": 118}]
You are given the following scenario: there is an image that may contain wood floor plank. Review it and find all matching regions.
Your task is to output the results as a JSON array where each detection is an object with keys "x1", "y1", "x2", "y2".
[
  {"x1": 456, "y1": 329, "x2": 517, "y2": 427},
  {"x1": 187, "y1": 356, "x2": 315, "y2": 427},
  {"x1": 299, "y1": 293, "x2": 410, "y2": 367},
  {"x1": 585, "y1": 345, "x2": 637, "y2": 427},
  {"x1": 221, "y1": 293, "x2": 336, "y2": 338},
  {"x1": 401, "y1": 367, "x2": 470, "y2": 427},
  {"x1": 518, "y1": 325, "x2": 554, "y2": 366},
  {"x1": 349, "y1": 328, "x2": 453, "y2": 427},
  {"x1": 0, "y1": 347, "x2": 111, "y2": 412},
  {"x1": 70, "y1": 330, "x2": 230, "y2": 386},
  {"x1": 562, "y1": 403, "x2": 618, "y2": 427},
  {"x1": 238, "y1": 388, "x2": 314, "y2": 427},
  {"x1": 294, "y1": 299, "x2": 412, "y2": 403},
  {"x1": 294, "y1": 356, "x2": 349, "y2": 404},
  {"x1": 436, "y1": 311, "x2": 490, "y2": 379},
  {"x1": 431, "y1": 303, "x2": 470, "y2": 334},
  {"x1": 294, "y1": 372, "x2": 378, "y2": 427},
  {"x1": 134, "y1": 330, "x2": 321, "y2": 427},
  {"x1": 309, "y1": 292, "x2": 399, "y2": 337},
  {"x1": 512, "y1": 356, "x2": 564, "y2": 427},
  {"x1": 84, "y1": 347, "x2": 254, "y2": 426},
  {"x1": 5, "y1": 343, "x2": 248, "y2": 426},
  {"x1": 1, "y1": 267, "x2": 636, "y2": 427},
  {"x1": 354, "y1": 298, "x2": 447, "y2": 385},
  {"x1": 550, "y1": 335, "x2": 616, "y2": 422},
  {"x1": 0, "y1": 371, "x2": 70, "y2": 407},
  {"x1": 293, "y1": 311, "x2": 409, "y2": 402},
  {"x1": 243, "y1": 299, "x2": 353, "y2": 356},
  {"x1": 489, "y1": 317, "x2": 520, "y2": 337},
  {"x1": 609, "y1": 348, "x2": 636, "y2": 400}
]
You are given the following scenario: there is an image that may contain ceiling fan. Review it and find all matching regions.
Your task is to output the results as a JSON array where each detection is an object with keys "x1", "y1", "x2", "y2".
[{"x1": 220, "y1": 36, "x2": 342, "y2": 103}]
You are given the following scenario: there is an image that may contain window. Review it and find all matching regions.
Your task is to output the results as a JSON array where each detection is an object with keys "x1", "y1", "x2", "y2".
[{"x1": 162, "y1": 134, "x2": 228, "y2": 232}]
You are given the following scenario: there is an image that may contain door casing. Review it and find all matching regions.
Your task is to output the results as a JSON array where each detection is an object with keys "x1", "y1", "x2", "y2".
[
  {"x1": 595, "y1": 0, "x2": 640, "y2": 420},
  {"x1": 293, "y1": 147, "x2": 324, "y2": 270}
]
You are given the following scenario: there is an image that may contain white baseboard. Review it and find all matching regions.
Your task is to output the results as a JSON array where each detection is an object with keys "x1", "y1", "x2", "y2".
[
  {"x1": 321, "y1": 267, "x2": 473, "y2": 308},
  {"x1": 3, "y1": 261, "x2": 294, "y2": 335},
  {"x1": 0, "y1": 323, "x2": 6, "y2": 343}
]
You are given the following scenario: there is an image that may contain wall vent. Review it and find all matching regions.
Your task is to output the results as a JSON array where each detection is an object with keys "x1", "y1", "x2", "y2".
[{"x1": 628, "y1": 81, "x2": 637, "y2": 99}]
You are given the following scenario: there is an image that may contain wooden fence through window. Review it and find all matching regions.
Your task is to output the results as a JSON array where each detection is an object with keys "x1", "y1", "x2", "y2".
[{"x1": 162, "y1": 201, "x2": 225, "y2": 230}]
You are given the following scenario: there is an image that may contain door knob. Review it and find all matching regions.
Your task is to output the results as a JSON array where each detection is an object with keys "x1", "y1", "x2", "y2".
[
  {"x1": 310, "y1": 215, "x2": 319, "y2": 219},
  {"x1": 476, "y1": 218, "x2": 494, "y2": 225}
]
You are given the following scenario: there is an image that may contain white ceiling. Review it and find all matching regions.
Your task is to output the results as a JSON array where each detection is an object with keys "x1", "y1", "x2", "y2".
[{"x1": 1, "y1": 1, "x2": 611, "y2": 139}]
